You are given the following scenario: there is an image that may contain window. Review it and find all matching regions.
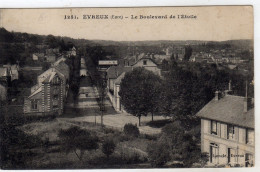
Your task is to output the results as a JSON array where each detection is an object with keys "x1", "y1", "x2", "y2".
[
  {"x1": 143, "y1": 60, "x2": 147, "y2": 65},
  {"x1": 53, "y1": 86, "x2": 59, "y2": 95},
  {"x1": 228, "y1": 148, "x2": 236, "y2": 165},
  {"x1": 53, "y1": 94, "x2": 59, "y2": 100},
  {"x1": 246, "y1": 129, "x2": 254, "y2": 145},
  {"x1": 210, "y1": 143, "x2": 219, "y2": 164},
  {"x1": 31, "y1": 99, "x2": 38, "y2": 110},
  {"x1": 245, "y1": 153, "x2": 254, "y2": 167},
  {"x1": 52, "y1": 76, "x2": 60, "y2": 85},
  {"x1": 211, "y1": 120, "x2": 217, "y2": 135},
  {"x1": 227, "y1": 125, "x2": 235, "y2": 140}
]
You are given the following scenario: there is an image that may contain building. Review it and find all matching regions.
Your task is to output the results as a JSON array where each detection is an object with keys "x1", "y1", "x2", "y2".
[
  {"x1": 32, "y1": 53, "x2": 45, "y2": 61},
  {"x1": 1, "y1": 64, "x2": 19, "y2": 81},
  {"x1": 107, "y1": 66, "x2": 133, "y2": 112},
  {"x1": 106, "y1": 54, "x2": 161, "y2": 112},
  {"x1": 23, "y1": 60, "x2": 69, "y2": 115},
  {"x1": 67, "y1": 46, "x2": 77, "y2": 57},
  {"x1": 196, "y1": 90, "x2": 254, "y2": 167},
  {"x1": 46, "y1": 48, "x2": 60, "y2": 55},
  {"x1": 131, "y1": 55, "x2": 161, "y2": 76},
  {"x1": 80, "y1": 57, "x2": 87, "y2": 77},
  {"x1": 0, "y1": 67, "x2": 10, "y2": 82},
  {"x1": 106, "y1": 65, "x2": 132, "y2": 92},
  {"x1": 45, "y1": 54, "x2": 57, "y2": 63}
]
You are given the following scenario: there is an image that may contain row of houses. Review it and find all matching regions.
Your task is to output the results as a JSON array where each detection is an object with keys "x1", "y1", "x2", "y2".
[
  {"x1": 23, "y1": 57, "x2": 70, "y2": 116},
  {"x1": 32, "y1": 47, "x2": 77, "y2": 63},
  {"x1": 190, "y1": 52, "x2": 248, "y2": 64}
]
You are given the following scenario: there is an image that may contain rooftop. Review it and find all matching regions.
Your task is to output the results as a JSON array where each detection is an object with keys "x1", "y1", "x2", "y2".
[{"x1": 196, "y1": 94, "x2": 254, "y2": 129}]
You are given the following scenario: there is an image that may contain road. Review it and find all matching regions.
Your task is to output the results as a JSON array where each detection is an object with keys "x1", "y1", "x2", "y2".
[
  {"x1": 61, "y1": 56, "x2": 170, "y2": 135},
  {"x1": 62, "y1": 57, "x2": 116, "y2": 118}
]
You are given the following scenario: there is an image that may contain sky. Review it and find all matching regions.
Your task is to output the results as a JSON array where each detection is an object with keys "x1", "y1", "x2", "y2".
[{"x1": 0, "y1": 6, "x2": 253, "y2": 41}]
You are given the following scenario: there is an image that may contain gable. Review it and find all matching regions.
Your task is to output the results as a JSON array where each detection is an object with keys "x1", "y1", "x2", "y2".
[{"x1": 133, "y1": 58, "x2": 158, "y2": 67}]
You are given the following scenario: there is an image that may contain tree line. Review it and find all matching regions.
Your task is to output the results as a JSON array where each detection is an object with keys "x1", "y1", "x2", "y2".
[{"x1": 119, "y1": 60, "x2": 254, "y2": 130}]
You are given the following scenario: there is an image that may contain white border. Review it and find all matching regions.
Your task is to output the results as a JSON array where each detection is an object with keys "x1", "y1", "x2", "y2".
[{"x1": 0, "y1": 0, "x2": 259, "y2": 172}]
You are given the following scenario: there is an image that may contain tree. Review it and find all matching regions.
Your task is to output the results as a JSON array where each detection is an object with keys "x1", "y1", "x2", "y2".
[
  {"x1": 102, "y1": 139, "x2": 116, "y2": 159},
  {"x1": 184, "y1": 45, "x2": 192, "y2": 61},
  {"x1": 148, "y1": 121, "x2": 209, "y2": 167},
  {"x1": 123, "y1": 123, "x2": 140, "y2": 137},
  {"x1": 58, "y1": 126, "x2": 99, "y2": 161},
  {"x1": 44, "y1": 35, "x2": 58, "y2": 48},
  {"x1": 119, "y1": 67, "x2": 162, "y2": 126}
]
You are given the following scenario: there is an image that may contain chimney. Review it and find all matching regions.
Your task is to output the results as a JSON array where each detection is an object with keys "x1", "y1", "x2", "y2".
[
  {"x1": 224, "y1": 80, "x2": 232, "y2": 95},
  {"x1": 215, "y1": 91, "x2": 220, "y2": 101}
]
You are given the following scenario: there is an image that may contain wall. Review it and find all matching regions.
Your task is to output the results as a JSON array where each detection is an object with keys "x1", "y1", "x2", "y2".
[
  {"x1": 201, "y1": 119, "x2": 254, "y2": 167},
  {"x1": 133, "y1": 59, "x2": 161, "y2": 76}
]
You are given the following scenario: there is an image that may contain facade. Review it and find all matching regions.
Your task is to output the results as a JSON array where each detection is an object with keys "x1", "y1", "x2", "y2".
[
  {"x1": 24, "y1": 60, "x2": 69, "y2": 116},
  {"x1": 196, "y1": 91, "x2": 254, "y2": 167},
  {"x1": 131, "y1": 57, "x2": 161, "y2": 76},
  {"x1": 1, "y1": 65, "x2": 19, "y2": 81}
]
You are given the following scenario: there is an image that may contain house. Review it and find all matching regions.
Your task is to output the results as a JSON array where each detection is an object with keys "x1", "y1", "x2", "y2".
[
  {"x1": 0, "y1": 67, "x2": 10, "y2": 83},
  {"x1": 106, "y1": 54, "x2": 161, "y2": 112},
  {"x1": 113, "y1": 72, "x2": 127, "y2": 112},
  {"x1": 106, "y1": 65, "x2": 132, "y2": 92},
  {"x1": 32, "y1": 53, "x2": 45, "y2": 61},
  {"x1": 46, "y1": 48, "x2": 60, "y2": 55},
  {"x1": 131, "y1": 55, "x2": 161, "y2": 76},
  {"x1": 23, "y1": 60, "x2": 69, "y2": 115},
  {"x1": 106, "y1": 66, "x2": 133, "y2": 112},
  {"x1": 1, "y1": 64, "x2": 19, "y2": 81},
  {"x1": 67, "y1": 46, "x2": 77, "y2": 57},
  {"x1": 196, "y1": 90, "x2": 254, "y2": 167}
]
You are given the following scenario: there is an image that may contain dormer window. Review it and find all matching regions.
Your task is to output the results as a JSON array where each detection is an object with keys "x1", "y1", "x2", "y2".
[{"x1": 143, "y1": 60, "x2": 147, "y2": 65}]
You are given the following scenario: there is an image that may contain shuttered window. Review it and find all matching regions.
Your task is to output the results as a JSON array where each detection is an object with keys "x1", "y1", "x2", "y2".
[
  {"x1": 227, "y1": 124, "x2": 235, "y2": 140},
  {"x1": 211, "y1": 120, "x2": 217, "y2": 135},
  {"x1": 246, "y1": 129, "x2": 254, "y2": 145}
]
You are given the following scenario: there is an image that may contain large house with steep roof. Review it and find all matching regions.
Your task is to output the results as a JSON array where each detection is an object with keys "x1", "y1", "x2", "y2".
[
  {"x1": 23, "y1": 59, "x2": 69, "y2": 115},
  {"x1": 196, "y1": 90, "x2": 254, "y2": 167}
]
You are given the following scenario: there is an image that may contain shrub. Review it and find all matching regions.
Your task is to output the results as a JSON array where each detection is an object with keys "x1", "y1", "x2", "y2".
[
  {"x1": 123, "y1": 123, "x2": 140, "y2": 137},
  {"x1": 58, "y1": 126, "x2": 99, "y2": 161},
  {"x1": 102, "y1": 139, "x2": 116, "y2": 159},
  {"x1": 147, "y1": 141, "x2": 170, "y2": 167}
]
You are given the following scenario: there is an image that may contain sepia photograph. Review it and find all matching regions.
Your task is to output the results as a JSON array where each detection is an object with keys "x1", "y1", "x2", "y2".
[{"x1": 0, "y1": 6, "x2": 254, "y2": 169}]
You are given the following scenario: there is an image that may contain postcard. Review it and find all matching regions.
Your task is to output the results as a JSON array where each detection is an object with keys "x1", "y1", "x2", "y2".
[{"x1": 0, "y1": 6, "x2": 254, "y2": 169}]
